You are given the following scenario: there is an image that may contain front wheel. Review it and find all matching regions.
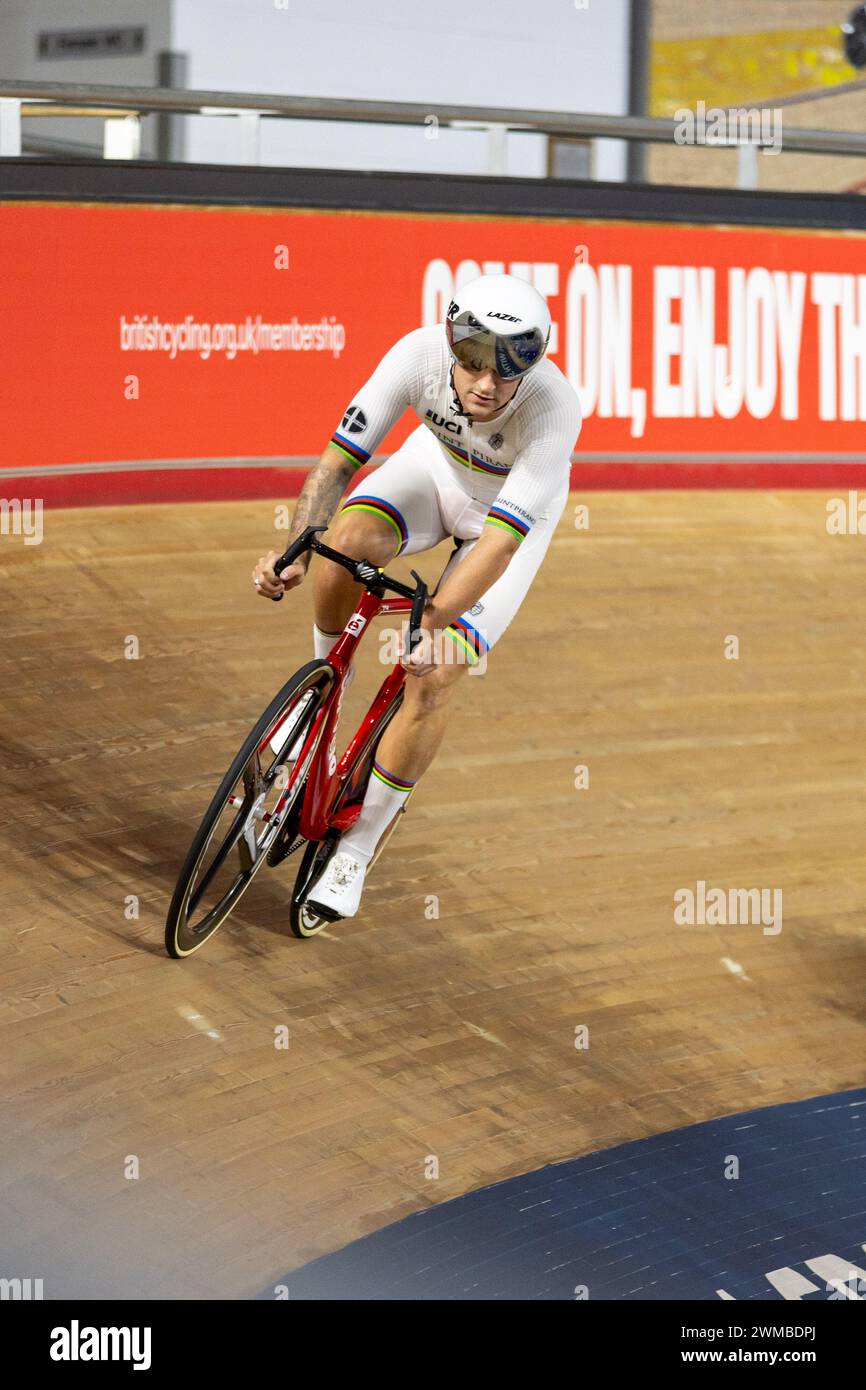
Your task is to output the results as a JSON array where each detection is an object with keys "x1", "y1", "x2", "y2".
[{"x1": 165, "y1": 660, "x2": 334, "y2": 958}]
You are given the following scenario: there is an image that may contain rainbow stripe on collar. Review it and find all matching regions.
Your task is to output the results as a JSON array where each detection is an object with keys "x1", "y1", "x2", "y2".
[{"x1": 485, "y1": 505, "x2": 530, "y2": 542}]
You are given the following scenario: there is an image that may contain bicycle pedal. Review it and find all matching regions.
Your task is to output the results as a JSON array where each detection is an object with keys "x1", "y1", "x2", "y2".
[{"x1": 304, "y1": 898, "x2": 343, "y2": 923}]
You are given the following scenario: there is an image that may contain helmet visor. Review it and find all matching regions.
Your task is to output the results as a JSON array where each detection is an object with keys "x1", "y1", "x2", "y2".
[{"x1": 446, "y1": 313, "x2": 547, "y2": 380}]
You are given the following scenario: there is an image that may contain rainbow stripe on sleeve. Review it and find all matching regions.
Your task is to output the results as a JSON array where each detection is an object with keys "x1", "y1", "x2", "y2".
[
  {"x1": 330, "y1": 431, "x2": 371, "y2": 469},
  {"x1": 485, "y1": 505, "x2": 531, "y2": 542},
  {"x1": 445, "y1": 616, "x2": 489, "y2": 666}
]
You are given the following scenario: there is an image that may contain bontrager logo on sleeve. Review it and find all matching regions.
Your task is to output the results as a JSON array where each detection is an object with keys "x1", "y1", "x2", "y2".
[
  {"x1": 495, "y1": 498, "x2": 537, "y2": 526},
  {"x1": 50, "y1": 1321, "x2": 152, "y2": 1371}
]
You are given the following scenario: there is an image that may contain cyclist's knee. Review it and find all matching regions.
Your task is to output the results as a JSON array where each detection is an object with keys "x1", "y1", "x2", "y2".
[
  {"x1": 328, "y1": 510, "x2": 397, "y2": 567},
  {"x1": 404, "y1": 661, "x2": 466, "y2": 715}
]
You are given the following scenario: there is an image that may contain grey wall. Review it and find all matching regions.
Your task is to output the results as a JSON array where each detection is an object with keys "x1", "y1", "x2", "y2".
[
  {"x1": 0, "y1": 0, "x2": 631, "y2": 177},
  {"x1": 0, "y1": 0, "x2": 172, "y2": 155}
]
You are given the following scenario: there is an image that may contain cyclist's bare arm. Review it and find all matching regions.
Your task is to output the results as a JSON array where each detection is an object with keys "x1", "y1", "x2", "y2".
[
  {"x1": 429, "y1": 526, "x2": 518, "y2": 633},
  {"x1": 398, "y1": 526, "x2": 519, "y2": 674},
  {"x1": 253, "y1": 444, "x2": 357, "y2": 598}
]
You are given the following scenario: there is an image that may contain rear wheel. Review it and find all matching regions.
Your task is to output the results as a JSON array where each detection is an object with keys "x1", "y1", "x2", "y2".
[
  {"x1": 165, "y1": 661, "x2": 334, "y2": 958},
  {"x1": 288, "y1": 687, "x2": 408, "y2": 938}
]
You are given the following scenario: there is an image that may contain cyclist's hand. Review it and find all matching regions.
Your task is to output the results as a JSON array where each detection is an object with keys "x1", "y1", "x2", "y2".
[
  {"x1": 253, "y1": 549, "x2": 306, "y2": 599},
  {"x1": 397, "y1": 622, "x2": 443, "y2": 677}
]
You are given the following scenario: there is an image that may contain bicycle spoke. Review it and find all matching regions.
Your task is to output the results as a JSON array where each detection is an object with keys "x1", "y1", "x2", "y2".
[
  {"x1": 243, "y1": 754, "x2": 263, "y2": 801},
  {"x1": 188, "y1": 797, "x2": 249, "y2": 913},
  {"x1": 188, "y1": 749, "x2": 284, "y2": 918},
  {"x1": 238, "y1": 821, "x2": 258, "y2": 873}
]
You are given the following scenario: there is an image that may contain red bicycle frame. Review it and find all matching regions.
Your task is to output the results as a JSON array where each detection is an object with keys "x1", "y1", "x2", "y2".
[{"x1": 270, "y1": 590, "x2": 413, "y2": 844}]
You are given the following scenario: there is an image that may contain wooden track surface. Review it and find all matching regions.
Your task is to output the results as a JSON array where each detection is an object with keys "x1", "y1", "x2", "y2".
[{"x1": 1, "y1": 491, "x2": 865, "y2": 1298}]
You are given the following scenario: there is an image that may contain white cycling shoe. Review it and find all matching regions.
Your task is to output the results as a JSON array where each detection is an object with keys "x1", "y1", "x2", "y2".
[{"x1": 306, "y1": 849, "x2": 367, "y2": 920}]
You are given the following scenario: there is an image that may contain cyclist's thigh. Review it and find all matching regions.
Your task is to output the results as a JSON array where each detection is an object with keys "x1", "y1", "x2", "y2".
[
  {"x1": 338, "y1": 427, "x2": 450, "y2": 557},
  {"x1": 439, "y1": 492, "x2": 567, "y2": 665}
]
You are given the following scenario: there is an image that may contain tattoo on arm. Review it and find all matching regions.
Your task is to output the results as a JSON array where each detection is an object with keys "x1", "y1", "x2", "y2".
[{"x1": 288, "y1": 452, "x2": 356, "y2": 562}]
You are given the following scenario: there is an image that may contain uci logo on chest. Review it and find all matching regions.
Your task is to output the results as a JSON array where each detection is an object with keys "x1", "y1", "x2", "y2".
[{"x1": 425, "y1": 409, "x2": 462, "y2": 435}]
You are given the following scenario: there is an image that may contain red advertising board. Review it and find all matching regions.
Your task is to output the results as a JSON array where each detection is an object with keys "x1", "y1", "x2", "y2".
[{"x1": 2, "y1": 201, "x2": 866, "y2": 503}]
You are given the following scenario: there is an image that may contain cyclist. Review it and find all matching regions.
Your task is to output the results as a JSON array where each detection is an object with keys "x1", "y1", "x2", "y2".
[{"x1": 253, "y1": 273, "x2": 582, "y2": 919}]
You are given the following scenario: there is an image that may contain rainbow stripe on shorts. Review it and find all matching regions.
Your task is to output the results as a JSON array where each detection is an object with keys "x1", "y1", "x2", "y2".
[
  {"x1": 339, "y1": 495, "x2": 409, "y2": 553},
  {"x1": 485, "y1": 504, "x2": 530, "y2": 543}
]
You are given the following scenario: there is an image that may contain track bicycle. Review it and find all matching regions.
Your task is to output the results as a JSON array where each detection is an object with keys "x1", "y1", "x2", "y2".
[{"x1": 164, "y1": 525, "x2": 427, "y2": 957}]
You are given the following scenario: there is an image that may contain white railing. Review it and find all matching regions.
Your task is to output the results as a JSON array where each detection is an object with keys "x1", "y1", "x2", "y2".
[{"x1": 2, "y1": 79, "x2": 866, "y2": 181}]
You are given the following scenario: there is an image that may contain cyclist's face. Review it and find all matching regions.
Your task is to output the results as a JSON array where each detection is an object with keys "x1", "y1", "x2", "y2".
[{"x1": 453, "y1": 362, "x2": 520, "y2": 420}]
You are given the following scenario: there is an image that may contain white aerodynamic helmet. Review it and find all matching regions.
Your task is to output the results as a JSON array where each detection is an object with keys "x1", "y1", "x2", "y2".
[{"x1": 445, "y1": 273, "x2": 551, "y2": 380}]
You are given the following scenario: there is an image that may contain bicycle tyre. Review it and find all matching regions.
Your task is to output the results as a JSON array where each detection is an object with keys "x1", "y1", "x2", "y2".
[{"x1": 165, "y1": 660, "x2": 334, "y2": 958}]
